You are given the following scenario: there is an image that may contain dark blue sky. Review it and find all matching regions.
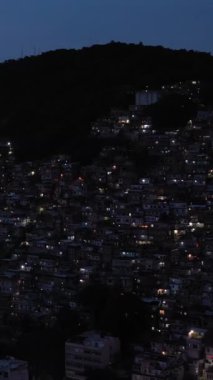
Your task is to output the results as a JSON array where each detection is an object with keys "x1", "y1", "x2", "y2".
[{"x1": 0, "y1": 0, "x2": 212, "y2": 61}]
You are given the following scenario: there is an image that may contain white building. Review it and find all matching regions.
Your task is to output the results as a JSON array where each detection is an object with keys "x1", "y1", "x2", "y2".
[
  {"x1": 0, "y1": 358, "x2": 29, "y2": 380},
  {"x1": 65, "y1": 331, "x2": 120, "y2": 380}
]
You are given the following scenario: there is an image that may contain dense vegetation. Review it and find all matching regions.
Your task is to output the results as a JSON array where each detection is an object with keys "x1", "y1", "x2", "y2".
[{"x1": 0, "y1": 42, "x2": 213, "y2": 159}]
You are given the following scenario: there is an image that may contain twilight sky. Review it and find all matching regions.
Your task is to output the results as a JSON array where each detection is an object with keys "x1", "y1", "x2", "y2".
[{"x1": 0, "y1": 0, "x2": 212, "y2": 62}]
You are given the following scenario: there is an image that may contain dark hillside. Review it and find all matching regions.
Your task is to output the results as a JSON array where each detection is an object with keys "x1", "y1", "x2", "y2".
[{"x1": 0, "y1": 42, "x2": 213, "y2": 159}]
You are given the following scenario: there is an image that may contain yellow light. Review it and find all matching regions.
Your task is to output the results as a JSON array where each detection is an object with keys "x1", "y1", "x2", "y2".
[{"x1": 188, "y1": 330, "x2": 195, "y2": 338}]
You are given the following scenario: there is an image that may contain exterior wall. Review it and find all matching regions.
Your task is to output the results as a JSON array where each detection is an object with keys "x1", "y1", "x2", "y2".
[
  {"x1": 65, "y1": 334, "x2": 120, "y2": 380},
  {"x1": 186, "y1": 337, "x2": 202, "y2": 360},
  {"x1": 8, "y1": 368, "x2": 29, "y2": 380}
]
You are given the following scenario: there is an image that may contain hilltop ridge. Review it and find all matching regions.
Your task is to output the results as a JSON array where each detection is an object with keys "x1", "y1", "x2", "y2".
[{"x1": 0, "y1": 42, "x2": 213, "y2": 159}]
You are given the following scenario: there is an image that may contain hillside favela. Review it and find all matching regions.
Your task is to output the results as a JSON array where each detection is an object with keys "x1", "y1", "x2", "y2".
[{"x1": 0, "y1": 44, "x2": 213, "y2": 380}]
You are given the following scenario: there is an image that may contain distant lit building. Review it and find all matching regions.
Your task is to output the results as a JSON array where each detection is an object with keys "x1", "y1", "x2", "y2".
[{"x1": 135, "y1": 90, "x2": 161, "y2": 106}]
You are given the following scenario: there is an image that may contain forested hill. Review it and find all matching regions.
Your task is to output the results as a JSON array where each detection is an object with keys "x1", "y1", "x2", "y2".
[{"x1": 0, "y1": 42, "x2": 213, "y2": 159}]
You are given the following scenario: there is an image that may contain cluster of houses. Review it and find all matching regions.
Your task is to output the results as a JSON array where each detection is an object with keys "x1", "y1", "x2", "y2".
[{"x1": 0, "y1": 81, "x2": 213, "y2": 379}]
